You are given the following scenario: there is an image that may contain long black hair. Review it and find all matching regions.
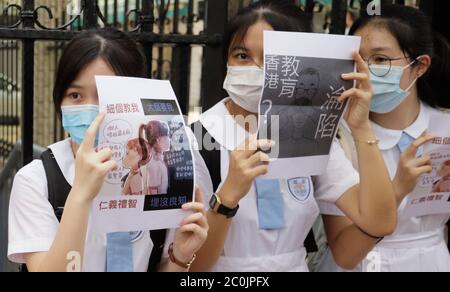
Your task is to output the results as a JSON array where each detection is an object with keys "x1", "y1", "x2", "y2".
[
  {"x1": 224, "y1": 0, "x2": 312, "y2": 59},
  {"x1": 53, "y1": 28, "x2": 147, "y2": 113},
  {"x1": 349, "y1": 4, "x2": 450, "y2": 109}
]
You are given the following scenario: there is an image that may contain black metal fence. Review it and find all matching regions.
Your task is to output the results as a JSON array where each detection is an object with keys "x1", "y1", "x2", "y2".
[
  {"x1": 0, "y1": 0, "x2": 227, "y2": 168},
  {"x1": 0, "y1": 0, "x2": 227, "y2": 272},
  {"x1": 0, "y1": 0, "x2": 228, "y2": 272},
  {"x1": 1, "y1": 0, "x2": 447, "y2": 168}
]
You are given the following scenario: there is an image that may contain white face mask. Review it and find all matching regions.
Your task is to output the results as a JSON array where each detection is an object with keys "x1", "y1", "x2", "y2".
[{"x1": 223, "y1": 66, "x2": 264, "y2": 113}]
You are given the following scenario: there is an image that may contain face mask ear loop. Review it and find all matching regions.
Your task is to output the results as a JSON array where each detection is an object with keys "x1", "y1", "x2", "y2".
[
  {"x1": 404, "y1": 76, "x2": 419, "y2": 92},
  {"x1": 255, "y1": 61, "x2": 264, "y2": 70},
  {"x1": 249, "y1": 55, "x2": 263, "y2": 70},
  {"x1": 402, "y1": 56, "x2": 423, "y2": 92},
  {"x1": 402, "y1": 55, "x2": 423, "y2": 70}
]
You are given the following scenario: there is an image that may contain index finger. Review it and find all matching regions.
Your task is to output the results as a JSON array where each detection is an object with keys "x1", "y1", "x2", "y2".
[
  {"x1": 81, "y1": 112, "x2": 106, "y2": 150},
  {"x1": 352, "y1": 51, "x2": 371, "y2": 91},
  {"x1": 182, "y1": 202, "x2": 205, "y2": 214},
  {"x1": 194, "y1": 185, "x2": 203, "y2": 204},
  {"x1": 237, "y1": 134, "x2": 258, "y2": 151},
  {"x1": 403, "y1": 132, "x2": 434, "y2": 158}
]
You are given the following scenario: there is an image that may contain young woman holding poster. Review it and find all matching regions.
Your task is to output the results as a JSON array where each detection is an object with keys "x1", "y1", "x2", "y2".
[
  {"x1": 318, "y1": 5, "x2": 450, "y2": 272},
  {"x1": 189, "y1": 0, "x2": 397, "y2": 272},
  {"x1": 8, "y1": 28, "x2": 208, "y2": 272}
]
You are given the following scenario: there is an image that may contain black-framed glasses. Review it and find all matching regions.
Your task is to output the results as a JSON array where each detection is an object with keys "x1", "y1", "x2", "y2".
[{"x1": 365, "y1": 54, "x2": 410, "y2": 77}]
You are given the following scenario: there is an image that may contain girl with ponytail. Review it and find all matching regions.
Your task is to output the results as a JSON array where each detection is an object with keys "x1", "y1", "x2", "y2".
[{"x1": 139, "y1": 120, "x2": 171, "y2": 195}]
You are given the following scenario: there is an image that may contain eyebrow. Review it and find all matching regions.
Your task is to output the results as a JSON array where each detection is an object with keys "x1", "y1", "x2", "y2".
[
  {"x1": 370, "y1": 47, "x2": 394, "y2": 54},
  {"x1": 230, "y1": 46, "x2": 248, "y2": 53},
  {"x1": 67, "y1": 84, "x2": 84, "y2": 90}
]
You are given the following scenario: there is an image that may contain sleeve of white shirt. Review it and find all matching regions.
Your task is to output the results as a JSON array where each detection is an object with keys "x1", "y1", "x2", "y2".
[
  {"x1": 8, "y1": 160, "x2": 59, "y2": 264},
  {"x1": 314, "y1": 140, "x2": 359, "y2": 216}
]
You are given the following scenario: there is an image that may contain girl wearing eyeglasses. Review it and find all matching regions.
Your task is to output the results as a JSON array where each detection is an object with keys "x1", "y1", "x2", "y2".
[{"x1": 317, "y1": 4, "x2": 450, "y2": 272}]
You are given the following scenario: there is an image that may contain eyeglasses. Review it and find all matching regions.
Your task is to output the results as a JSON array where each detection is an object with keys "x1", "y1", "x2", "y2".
[{"x1": 365, "y1": 54, "x2": 411, "y2": 77}]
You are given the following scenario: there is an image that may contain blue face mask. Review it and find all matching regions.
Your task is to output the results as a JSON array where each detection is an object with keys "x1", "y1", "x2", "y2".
[
  {"x1": 61, "y1": 104, "x2": 99, "y2": 146},
  {"x1": 370, "y1": 60, "x2": 418, "y2": 114}
]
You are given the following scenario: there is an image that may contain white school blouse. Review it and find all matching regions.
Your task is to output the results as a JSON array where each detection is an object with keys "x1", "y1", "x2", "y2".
[
  {"x1": 191, "y1": 98, "x2": 360, "y2": 272},
  {"x1": 317, "y1": 103, "x2": 450, "y2": 272},
  {"x1": 8, "y1": 139, "x2": 154, "y2": 272}
]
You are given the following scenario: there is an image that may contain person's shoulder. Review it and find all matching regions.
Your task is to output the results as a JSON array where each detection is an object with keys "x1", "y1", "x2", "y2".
[
  {"x1": 10, "y1": 159, "x2": 49, "y2": 206},
  {"x1": 14, "y1": 159, "x2": 46, "y2": 183},
  {"x1": 15, "y1": 139, "x2": 70, "y2": 180},
  {"x1": 426, "y1": 104, "x2": 450, "y2": 119}
]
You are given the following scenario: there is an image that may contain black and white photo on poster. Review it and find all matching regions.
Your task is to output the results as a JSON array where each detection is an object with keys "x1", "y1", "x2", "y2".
[{"x1": 260, "y1": 55, "x2": 354, "y2": 158}]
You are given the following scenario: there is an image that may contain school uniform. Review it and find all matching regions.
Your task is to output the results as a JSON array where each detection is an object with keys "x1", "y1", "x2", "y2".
[
  {"x1": 8, "y1": 138, "x2": 155, "y2": 272},
  {"x1": 317, "y1": 103, "x2": 450, "y2": 272},
  {"x1": 143, "y1": 150, "x2": 169, "y2": 195},
  {"x1": 190, "y1": 98, "x2": 360, "y2": 272}
]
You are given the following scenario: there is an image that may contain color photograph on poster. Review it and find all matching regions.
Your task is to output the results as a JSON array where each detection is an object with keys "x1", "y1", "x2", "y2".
[{"x1": 91, "y1": 76, "x2": 195, "y2": 234}]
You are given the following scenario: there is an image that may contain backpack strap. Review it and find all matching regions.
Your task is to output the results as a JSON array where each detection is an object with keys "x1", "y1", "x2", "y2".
[
  {"x1": 191, "y1": 121, "x2": 221, "y2": 191},
  {"x1": 21, "y1": 149, "x2": 71, "y2": 272},
  {"x1": 26, "y1": 148, "x2": 167, "y2": 272},
  {"x1": 147, "y1": 229, "x2": 167, "y2": 272},
  {"x1": 41, "y1": 149, "x2": 72, "y2": 221},
  {"x1": 191, "y1": 121, "x2": 318, "y2": 253},
  {"x1": 304, "y1": 229, "x2": 318, "y2": 253}
]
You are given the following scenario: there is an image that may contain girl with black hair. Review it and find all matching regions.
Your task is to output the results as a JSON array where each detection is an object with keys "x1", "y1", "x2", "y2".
[
  {"x1": 189, "y1": 0, "x2": 397, "y2": 272},
  {"x1": 318, "y1": 4, "x2": 450, "y2": 272},
  {"x1": 8, "y1": 28, "x2": 208, "y2": 272}
]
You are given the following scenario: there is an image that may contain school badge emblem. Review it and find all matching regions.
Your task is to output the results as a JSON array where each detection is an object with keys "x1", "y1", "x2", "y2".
[{"x1": 287, "y1": 177, "x2": 311, "y2": 203}]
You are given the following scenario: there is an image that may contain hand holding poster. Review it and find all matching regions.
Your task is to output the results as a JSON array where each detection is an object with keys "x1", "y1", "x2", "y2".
[
  {"x1": 91, "y1": 76, "x2": 195, "y2": 234},
  {"x1": 404, "y1": 112, "x2": 450, "y2": 218},
  {"x1": 259, "y1": 31, "x2": 361, "y2": 178}
]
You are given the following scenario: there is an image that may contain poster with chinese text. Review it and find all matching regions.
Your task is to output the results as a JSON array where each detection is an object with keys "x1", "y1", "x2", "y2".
[
  {"x1": 404, "y1": 112, "x2": 450, "y2": 218},
  {"x1": 91, "y1": 76, "x2": 195, "y2": 234},
  {"x1": 259, "y1": 31, "x2": 361, "y2": 178}
]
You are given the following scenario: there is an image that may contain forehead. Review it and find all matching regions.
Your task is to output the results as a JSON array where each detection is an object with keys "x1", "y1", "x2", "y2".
[
  {"x1": 71, "y1": 58, "x2": 115, "y2": 84},
  {"x1": 230, "y1": 21, "x2": 274, "y2": 51},
  {"x1": 355, "y1": 24, "x2": 403, "y2": 56}
]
